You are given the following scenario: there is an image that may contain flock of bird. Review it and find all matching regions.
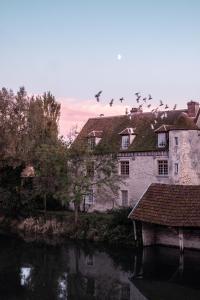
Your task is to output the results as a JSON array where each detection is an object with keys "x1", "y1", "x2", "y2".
[{"x1": 94, "y1": 91, "x2": 177, "y2": 113}]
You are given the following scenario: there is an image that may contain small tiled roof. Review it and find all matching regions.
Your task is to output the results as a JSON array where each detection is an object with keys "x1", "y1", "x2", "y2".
[
  {"x1": 74, "y1": 108, "x2": 198, "y2": 152},
  {"x1": 118, "y1": 127, "x2": 136, "y2": 135},
  {"x1": 129, "y1": 183, "x2": 200, "y2": 227},
  {"x1": 87, "y1": 130, "x2": 103, "y2": 138}
]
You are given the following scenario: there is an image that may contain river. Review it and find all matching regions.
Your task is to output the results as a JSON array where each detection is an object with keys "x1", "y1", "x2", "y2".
[{"x1": 0, "y1": 235, "x2": 200, "y2": 299}]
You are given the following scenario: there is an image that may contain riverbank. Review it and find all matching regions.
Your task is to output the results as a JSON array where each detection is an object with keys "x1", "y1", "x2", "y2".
[{"x1": 0, "y1": 209, "x2": 137, "y2": 247}]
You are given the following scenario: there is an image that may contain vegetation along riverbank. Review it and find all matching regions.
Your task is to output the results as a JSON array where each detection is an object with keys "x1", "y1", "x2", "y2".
[{"x1": 0, "y1": 208, "x2": 138, "y2": 247}]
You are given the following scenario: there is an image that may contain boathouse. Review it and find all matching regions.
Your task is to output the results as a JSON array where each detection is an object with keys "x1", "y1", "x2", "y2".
[{"x1": 129, "y1": 183, "x2": 200, "y2": 250}]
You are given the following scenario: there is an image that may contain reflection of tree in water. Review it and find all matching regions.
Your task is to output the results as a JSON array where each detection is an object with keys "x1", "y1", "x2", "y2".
[{"x1": 0, "y1": 236, "x2": 134, "y2": 300}]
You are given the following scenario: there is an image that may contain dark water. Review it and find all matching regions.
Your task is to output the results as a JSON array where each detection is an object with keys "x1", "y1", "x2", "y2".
[{"x1": 0, "y1": 235, "x2": 200, "y2": 299}]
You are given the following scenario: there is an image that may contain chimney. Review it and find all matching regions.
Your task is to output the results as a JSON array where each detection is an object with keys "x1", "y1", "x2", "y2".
[
  {"x1": 187, "y1": 101, "x2": 199, "y2": 117},
  {"x1": 130, "y1": 107, "x2": 143, "y2": 114}
]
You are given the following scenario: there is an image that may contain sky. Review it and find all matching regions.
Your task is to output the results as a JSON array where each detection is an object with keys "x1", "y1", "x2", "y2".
[{"x1": 0, "y1": 0, "x2": 200, "y2": 136}]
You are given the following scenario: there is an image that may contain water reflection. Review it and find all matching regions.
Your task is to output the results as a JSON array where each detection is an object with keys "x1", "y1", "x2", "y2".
[{"x1": 0, "y1": 236, "x2": 200, "y2": 299}]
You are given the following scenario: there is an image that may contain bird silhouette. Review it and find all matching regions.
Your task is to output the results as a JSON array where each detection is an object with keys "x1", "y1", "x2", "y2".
[
  {"x1": 143, "y1": 97, "x2": 147, "y2": 102},
  {"x1": 147, "y1": 104, "x2": 151, "y2": 108},
  {"x1": 136, "y1": 96, "x2": 141, "y2": 103},
  {"x1": 135, "y1": 92, "x2": 140, "y2": 97},
  {"x1": 109, "y1": 99, "x2": 114, "y2": 107},
  {"x1": 173, "y1": 104, "x2": 177, "y2": 110},
  {"x1": 159, "y1": 100, "x2": 164, "y2": 106},
  {"x1": 119, "y1": 97, "x2": 124, "y2": 103},
  {"x1": 165, "y1": 105, "x2": 169, "y2": 109},
  {"x1": 99, "y1": 114, "x2": 104, "y2": 117},
  {"x1": 148, "y1": 94, "x2": 152, "y2": 100},
  {"x1": 95, "y1": 90, "x2": 102, "y2": 102}
]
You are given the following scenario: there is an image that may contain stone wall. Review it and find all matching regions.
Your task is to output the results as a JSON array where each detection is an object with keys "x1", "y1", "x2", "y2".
[
  {"x1": 169, "y1": 130, "x2": 200, "y2": 185},
  {"x1": 142, "y1": 223, "x2": 200, "y2": 250}
]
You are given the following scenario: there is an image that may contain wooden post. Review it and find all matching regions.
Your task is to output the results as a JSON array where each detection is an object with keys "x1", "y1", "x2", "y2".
[
  {"x1": 179, "y1": 228, "x2": 184, "y2": 253},
  {"x1": 133, "y1": 221, "x2": 137, "y2": 241}
]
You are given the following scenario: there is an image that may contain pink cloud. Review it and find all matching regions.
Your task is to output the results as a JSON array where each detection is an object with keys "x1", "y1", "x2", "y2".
[{"x1": 59, "y1": 98, "x2": 131, "y2": 137}]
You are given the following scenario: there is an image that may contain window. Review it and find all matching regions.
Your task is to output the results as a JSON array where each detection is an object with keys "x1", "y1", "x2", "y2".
[
  {"x1": 87, "y1": 162, "x2": 94, "y2": 177},
  {"x1": 175, "y1": 163, "x2": 179, "y2": 174},
  {"x1": 121, "y1": 190, "x2": 128, "y2": 206},
  {"x1": 121, "y1": 135, "x2": 130, "y2": 150},
  {"x1": 158, "y1": 160, "x2": 168, "y2": 176},
  {"x1": 120, "y1": 161, "x2": 129, "y2": 176},
  {"x1": 121, "y1": 285, "x2": 130, "y2": 300},
  {"x1": 85, "y1": 191, "x2": 94, "y2": 204},
  {"x1": 158, "y1": 133, "x2": 167, "y2": 148},
  {"x1": 88, "y1": 137, "x2": 96, "y2": 150},
  {"x1": 175, "y1": 137, "x2": 178, "y2": 146}
]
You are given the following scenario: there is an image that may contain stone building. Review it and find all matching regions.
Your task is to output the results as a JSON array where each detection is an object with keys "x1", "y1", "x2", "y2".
[
  {"x1": 129, "y1": 183, "x2": 200, "y2": 250},
  {"x1": 75, "y1": 101, "x2": 200, "y2": 212}
]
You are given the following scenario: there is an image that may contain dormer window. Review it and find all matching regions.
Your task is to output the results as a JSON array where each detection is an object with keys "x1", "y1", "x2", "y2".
[
  {"x1": 119, "y1": 128, "x2": 136, "y2": 150},
  {"x1": 122, "y1": 135, "x2": 130, "y2": 149},
  {"x1": 154, "y1": 125, "x2": 169, "y2": 148},
  {"x1": 157, "y1": 133, "x2": 167, "y2": 148},
  {"x1": 87, "y1": 130, "x2": 103, "y2": 150},
  {"x1": 88, "y1": 137, "x2": 96, "y2": 150}
]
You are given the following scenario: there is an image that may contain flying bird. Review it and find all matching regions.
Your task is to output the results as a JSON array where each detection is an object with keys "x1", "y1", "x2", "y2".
[
  {"x1": 119, "y1": 97, "x2": 124, "y2": 103},
  {"x1": 147, "y1": 104, "x2": 151, "y2": 108},
  {"x1": 148, "y1": 94, "x2": 152, "y2": 100},
  {"x1": 136, "y1": 96, "x2": 141, "y2": 103},
  {"x1": 95, "y1": 90, "x2": 102, "y2": 102},
  {"x1": 159, "y1": 100, "x2": 164, "y2": 106},
  {"x1": 135, "y1": 92, "x2": 140, "y2": 97},
  {"x1": 173, "y1": 104, "x2": 177, "y2": 110},
  {"x1": 143, "y1": 97, "x2": 147, "y2": 102},
  {"x1": 109, "y1": 99, "x2": 114, "y2": 107},
  {"x1": 165, "y1": 105, "x2": 169, "y2": 109}
]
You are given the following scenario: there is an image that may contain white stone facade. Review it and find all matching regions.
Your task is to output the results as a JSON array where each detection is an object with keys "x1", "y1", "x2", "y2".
[{"x1": 89, "y1": 128, "x2": 200, "y2": 212}]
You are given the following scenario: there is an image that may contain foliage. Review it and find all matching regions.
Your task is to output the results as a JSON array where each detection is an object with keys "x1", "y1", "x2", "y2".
[
  {"x1": 67, "y1": 142, "x2": 122, "y2": 223},
  {"x1": 0, "y1": 87, "x2": 62, "y2": 213}
]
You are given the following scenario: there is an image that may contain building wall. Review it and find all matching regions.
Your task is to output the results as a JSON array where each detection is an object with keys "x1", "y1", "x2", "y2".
[
  {"x1": 88, "y1": 130, "x2": 200, "y2": 212},
  {"x1": 169, "y1": 130, "x2": 200, "y2": 185},
  {"x1": 118, "y1": 153, "x2": 170, "y2": 208},
  {"x1": 142, "y1": 223, "x2": 200, "y2": 250}
]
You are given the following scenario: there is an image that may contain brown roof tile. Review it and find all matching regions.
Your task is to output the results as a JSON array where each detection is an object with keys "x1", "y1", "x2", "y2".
[
  {"x1": 129, "y1": 183, "x2": 200, "y2": 227},
  {"x1": 75, "y1": 109, "x2": 198, "y2": 152}
]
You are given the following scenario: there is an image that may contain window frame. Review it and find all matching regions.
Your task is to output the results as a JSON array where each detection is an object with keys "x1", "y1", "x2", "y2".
[
  {"x1": 121, "y1": 190, "x2": 128, "y2": 206},
  {"x1": 88, "y1": 137, "x2": 96, "y2": 150},
  {"x1": 174, "y1": 136, "x2": 179, "y2": 146},
  {"x1": 121, "y1": 135, "x2": 130, "y2": 150},
  {"x1": 120, "y1": 161, "x2": 130, "y2": 176},
  {"x1": 158, "y1": 160, "x2": 168, "y2": 176},
  {"x1": 174, "y1": 163, "x2": 179, "y2": 174},
  {"x1": 85, "y1": 190, "x2": 94, "y2": 205},
  {"x1": 157, "y1": 133, "x2": 167, "y2": 148}
]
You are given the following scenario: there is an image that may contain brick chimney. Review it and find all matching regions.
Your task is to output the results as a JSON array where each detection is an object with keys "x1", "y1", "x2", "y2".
[
  {"x1": 187, "y1": 101, "x2": 199, "y2": 117},
  {"x1": 130, "y1": 107, "x2": 143, "y2": 113}
]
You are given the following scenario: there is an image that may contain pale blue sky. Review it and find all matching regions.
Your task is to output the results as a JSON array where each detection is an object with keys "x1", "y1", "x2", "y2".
[{"x1": 0, "y1": 0, "x2": 200, "y2": 109}]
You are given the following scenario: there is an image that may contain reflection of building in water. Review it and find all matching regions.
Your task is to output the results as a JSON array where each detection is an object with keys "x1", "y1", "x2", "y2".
[
  {"x1": 20, "y1": 266, "x2": 33, "y2": 287},
  {"x1": 66, "y1": 245, "x2": 148, "y2": 300},
  {"x1": 131, "y1": 246, "x2": 200, "y2": 300}
]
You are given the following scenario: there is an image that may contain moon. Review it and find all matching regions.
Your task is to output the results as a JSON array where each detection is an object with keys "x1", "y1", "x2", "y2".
[{"x1": 117, "y1": 54, "x2": 122, "y2": 60}]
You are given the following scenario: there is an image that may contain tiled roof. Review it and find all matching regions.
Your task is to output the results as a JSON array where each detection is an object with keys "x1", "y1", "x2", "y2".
[
  {"x1": 87, "y1": 130, "x2": 103, "y2": 138},
  {"x1": 74, "y1": 108, "x2": 198, "y2": 152},
  {"x1": 129, "y1": 183, "x2": 200, "y2": 227}
]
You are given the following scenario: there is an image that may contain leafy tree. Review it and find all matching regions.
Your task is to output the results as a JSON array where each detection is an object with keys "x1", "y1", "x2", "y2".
[
  {"x1": 32, "y1": 141, "x2": 69, "y2": 214},
  {"x1": 67, "y1": 142, "x2": 121, "y2": 224}
]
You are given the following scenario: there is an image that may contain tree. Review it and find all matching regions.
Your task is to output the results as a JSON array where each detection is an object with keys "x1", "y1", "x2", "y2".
[
  {"x1": 67, "y1": 141, "x2": 122, "y2": 224},
  {"x1": 0, "y1": 87, "x2": 62, "y2": 213},
  {"x1": 32, "y1": 140, "x2": 69, "y2": 214}
]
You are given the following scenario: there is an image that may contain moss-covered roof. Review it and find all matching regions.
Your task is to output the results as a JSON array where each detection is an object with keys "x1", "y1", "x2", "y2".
[{"x1": 74, "y1": 109, "x2": 199, "y2": 153}]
